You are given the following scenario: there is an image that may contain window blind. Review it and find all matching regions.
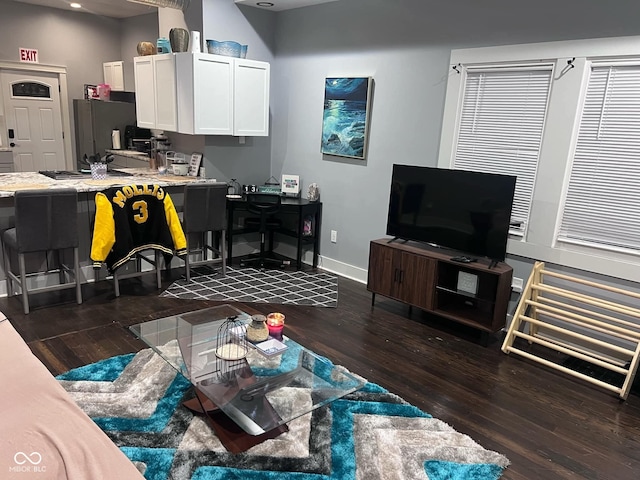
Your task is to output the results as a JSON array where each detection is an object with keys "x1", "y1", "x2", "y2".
[
  {"x1": 453, "y1": 67, "x2": 552, "y2": 233},
  {"x1": 558, "y1": 65, "x2": 640, "y2": 252}
]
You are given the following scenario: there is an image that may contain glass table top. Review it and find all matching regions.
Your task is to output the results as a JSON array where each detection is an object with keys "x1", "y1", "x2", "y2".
[{"x1": 129, "y1": 304, "x2": 365, "y2": 436}]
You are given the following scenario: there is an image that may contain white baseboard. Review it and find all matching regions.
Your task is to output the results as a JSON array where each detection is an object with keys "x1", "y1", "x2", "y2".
[
  {"x1": 272, "y1": 243, "x2": 367, "y2": 284},
  {"x1": 316, "y1": 256, "x2": 367, "y2": 284}
]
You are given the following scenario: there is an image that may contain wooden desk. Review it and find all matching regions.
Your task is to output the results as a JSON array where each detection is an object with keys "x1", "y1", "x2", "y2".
[{"x1": 226, "y1": 196, "x2": 322, "y2": 270}]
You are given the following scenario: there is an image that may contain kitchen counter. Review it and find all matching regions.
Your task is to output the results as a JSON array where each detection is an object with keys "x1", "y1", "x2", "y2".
[{"x1": 0, "y1": 168, "x2": 211, "y2": 198}]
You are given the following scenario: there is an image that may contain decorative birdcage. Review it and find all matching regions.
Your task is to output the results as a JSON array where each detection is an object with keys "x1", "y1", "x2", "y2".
[{"x1": 214, "y1": 315, "x2": 249, "y2": 378}]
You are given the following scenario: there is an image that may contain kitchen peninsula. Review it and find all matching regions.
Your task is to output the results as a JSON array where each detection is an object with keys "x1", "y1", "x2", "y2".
[
  {"x1": 0, "y1": 168, "x2": 206, "y2": 197},
  {"x1": 0, "y1": 169, "x2": 221, "y2": 285}
]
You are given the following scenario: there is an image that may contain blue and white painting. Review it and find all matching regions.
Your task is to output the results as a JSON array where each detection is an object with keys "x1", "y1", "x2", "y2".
[{"x1": 321, "y1": 77, "x2": 372, "y2": 159}]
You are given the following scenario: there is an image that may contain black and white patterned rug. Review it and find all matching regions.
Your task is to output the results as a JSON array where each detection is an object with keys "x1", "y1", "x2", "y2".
[{"x1": 160, "y1": 267, "x2": 338, "y2": 307}]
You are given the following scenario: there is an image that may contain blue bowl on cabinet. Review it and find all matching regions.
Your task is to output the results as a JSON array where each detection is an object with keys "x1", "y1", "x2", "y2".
[{"x1": 206, "y1": 40, "x2": 242, "y2": 58}]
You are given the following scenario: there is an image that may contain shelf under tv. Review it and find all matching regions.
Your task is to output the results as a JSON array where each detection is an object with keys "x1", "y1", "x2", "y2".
[{"x1": 366, "y1": 238, "x2": 513, "y2": 342}]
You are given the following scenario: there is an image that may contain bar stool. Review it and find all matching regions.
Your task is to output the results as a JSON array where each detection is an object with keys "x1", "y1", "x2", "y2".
[
  {"x1": 2, "y1": 188, "x2": 82, "y2": 314},
  {"x1": 183, "y1": 183, "x2": 227, "y2": 281}
]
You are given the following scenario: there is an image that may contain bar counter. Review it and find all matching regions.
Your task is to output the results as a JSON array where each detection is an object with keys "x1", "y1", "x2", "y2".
[
  {"x1": 0, "y1": 168, "x2": 211, "y2": 198},
  {"x1": 0, "y1": 169, "x2": 220, "y2": 290}
]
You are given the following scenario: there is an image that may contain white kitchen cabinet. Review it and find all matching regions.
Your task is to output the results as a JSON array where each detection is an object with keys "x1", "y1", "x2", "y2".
[
  {"x1": 175, "y1": 53, "x2": 234, "y2": 135},
  {"x1": 234, "y1": 59, "x2": 270, "y2": 136},
  {"x1": 134, "y1": 55, "x2": 177, "y2": 132},
  {"x1": 103, "y1": 61, "x2": 124, "y2": 91},
  {"x1": 134, "y1": 52, "x2": 269, "y2": 136}
]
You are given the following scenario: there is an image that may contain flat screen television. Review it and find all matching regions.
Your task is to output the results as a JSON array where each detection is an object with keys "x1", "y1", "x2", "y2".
[{"x1": 386, "y1": 165, "x2": 516, "y2": 261}]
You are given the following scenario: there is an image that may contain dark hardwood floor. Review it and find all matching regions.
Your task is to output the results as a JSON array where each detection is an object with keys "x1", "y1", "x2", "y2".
[{"x1": 2, "y1": 267, "x2": 639, "y2": 480}]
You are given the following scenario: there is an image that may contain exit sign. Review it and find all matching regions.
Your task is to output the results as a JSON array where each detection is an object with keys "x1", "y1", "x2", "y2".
[{"x1": 19, "y1": 48, "x2": 39, "y2": 63}]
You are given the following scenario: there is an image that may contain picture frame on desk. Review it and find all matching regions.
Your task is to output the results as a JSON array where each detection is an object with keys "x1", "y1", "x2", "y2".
[
  {"x1": 281, "y1": 174, "x2": 300, "y2": 197},
  {"x1": 188, "y1": 152, "x2": 202, "y2": 177}
]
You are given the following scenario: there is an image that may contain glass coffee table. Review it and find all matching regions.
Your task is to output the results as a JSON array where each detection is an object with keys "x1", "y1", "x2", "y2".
[{"x1": 129, "y1": 304, "x2": 365, "y2": 453}]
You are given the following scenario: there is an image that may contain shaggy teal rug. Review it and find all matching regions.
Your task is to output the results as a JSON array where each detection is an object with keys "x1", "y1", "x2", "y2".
[{"x1": 57, "y1": 349, "x2": 509, "y2": 480}]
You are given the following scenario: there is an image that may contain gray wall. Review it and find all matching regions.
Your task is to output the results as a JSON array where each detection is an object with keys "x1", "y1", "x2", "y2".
[
  {"x1": 121, "y1": 13, "x2": 159, "y2": 91},
  {"x1": 262, "y1": 0, "x2": 640, "y2": 286},
  {"x1": 0, "y1": 0, "x2": 157, "y2": 163},
  {"x1": 198, "y1": 0, "x2": 276, "y2": 186}
]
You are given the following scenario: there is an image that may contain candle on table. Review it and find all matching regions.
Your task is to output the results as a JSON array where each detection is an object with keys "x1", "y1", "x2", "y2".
[{"x1": 266, "y1": 312, "x2": 285, "y2": 341}]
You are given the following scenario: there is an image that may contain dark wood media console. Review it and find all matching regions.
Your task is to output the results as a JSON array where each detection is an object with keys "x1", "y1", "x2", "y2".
[{"x1": 367, "y1": 238, "x2": 513, "y2": 335}]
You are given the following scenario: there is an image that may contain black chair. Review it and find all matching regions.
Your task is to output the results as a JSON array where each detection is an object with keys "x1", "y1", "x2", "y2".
[
  {"x1": 182, "y1": 183, "x2": 227, "y2": 281},
  {"x1": 2, "y1": 189, "x2": 82, "y2": 314},
  {"x1": 241, "y1": 193, "x2": 285, "y2": 269}
]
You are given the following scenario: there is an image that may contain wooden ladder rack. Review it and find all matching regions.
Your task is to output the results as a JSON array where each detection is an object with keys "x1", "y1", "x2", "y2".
[{"x1": 501, "y1": 262, "x2": 640, "y2": 400}]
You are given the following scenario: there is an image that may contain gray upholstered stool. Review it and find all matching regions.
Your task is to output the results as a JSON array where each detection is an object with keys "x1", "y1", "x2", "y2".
[
  {"x1": 183, "y1": 183, "x2": 227, "y2": 281},
  {"x1": 2, "y1": 188, "x2": 82, "y2": 314}
]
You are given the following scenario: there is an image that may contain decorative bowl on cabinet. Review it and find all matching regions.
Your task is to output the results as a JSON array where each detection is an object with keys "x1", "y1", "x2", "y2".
[
  {"x1": 137, "y1": 41, "x2": 157, "y2": 56},
  {"x1": 206, "y1": 40, "x2": 242, "y2": 57}
]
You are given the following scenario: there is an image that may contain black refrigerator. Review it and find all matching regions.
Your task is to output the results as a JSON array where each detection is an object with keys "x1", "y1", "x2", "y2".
[{"x1": 73, "y1": 99, "x2": 136, "y2": 170}]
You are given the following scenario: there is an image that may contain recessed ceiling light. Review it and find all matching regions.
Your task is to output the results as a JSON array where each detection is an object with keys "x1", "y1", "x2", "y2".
[
  {"x1": 70, "y1": 2, "x2": 82, "y2": 8},
  {"x1": 256, "y1": 2, "x2": 274, "y2": 6}
]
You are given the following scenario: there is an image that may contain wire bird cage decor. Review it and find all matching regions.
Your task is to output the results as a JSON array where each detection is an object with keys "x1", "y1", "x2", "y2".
[{"x1": 214, "y1": 315, "x2": 249, "y2": 370}]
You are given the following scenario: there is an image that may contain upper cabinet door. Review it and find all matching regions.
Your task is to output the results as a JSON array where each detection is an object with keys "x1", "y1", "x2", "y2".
[
  {"x1": 111, "y1": 61, "x2": 125, "y2": 91},
  {"x1": 133, "y1": 56, "x2": 156, "y2": 129},
  {"x1": 234, "y1": 59, "x2": 270, "y2": 136},
  {"x1": 103, "y1": 61, "x2": 125, "y2": 91},
  {"x1": 153, "y1": 55, "x2": 177, "y2": 132},
  {"x1": 175, "y1": 53, "x2": 234, "y2": 135}
]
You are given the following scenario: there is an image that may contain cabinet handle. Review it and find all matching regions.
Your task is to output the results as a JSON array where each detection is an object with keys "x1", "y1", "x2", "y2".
[
  {"x1": 399, "y1": 270, "x2": 404, "y2": 284},
  {"x1": 394, "y1": 268, "x2": 399, "y2": 282}
]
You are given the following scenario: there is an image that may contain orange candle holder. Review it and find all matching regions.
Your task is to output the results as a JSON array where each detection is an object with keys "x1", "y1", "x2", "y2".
[{"x1": 266, "y1": 312, "x2": 285, "y2": 341}]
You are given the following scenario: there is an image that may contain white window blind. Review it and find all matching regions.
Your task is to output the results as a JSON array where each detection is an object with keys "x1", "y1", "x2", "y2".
[
  {"x1": 453, "y1": 66, "x2": 552, "y2": 233},
  {"x1": 558, "y1": 65, "x2": 640, "y2": 252}
]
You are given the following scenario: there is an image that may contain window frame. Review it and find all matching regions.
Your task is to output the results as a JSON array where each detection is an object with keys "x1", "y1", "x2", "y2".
[
  {"x1": 438, "y1": 37, "x2": 640, "y2": 283},
  {"x1": 451, "y1": 63, "x2": 554, "y2": 238},
  {"x1": 556, "y1": 59, "x2": 640, "y2": 255}
]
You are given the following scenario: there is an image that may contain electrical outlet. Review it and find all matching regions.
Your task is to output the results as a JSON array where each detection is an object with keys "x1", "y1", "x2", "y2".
[
  {"x1": 512, "y1": 277, "x2": 523, "y2": 293},
  {"x1": 330, "y1": 230, "x2": 337, "y2": 243}
]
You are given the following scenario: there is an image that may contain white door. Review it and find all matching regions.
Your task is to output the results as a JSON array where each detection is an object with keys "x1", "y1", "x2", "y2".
[{"x1": 0, "y1": 70, "x2": 65, "y2": 172}]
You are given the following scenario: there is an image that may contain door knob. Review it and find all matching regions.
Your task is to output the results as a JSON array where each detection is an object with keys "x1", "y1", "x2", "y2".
[{"x1": 9, "y1": 142, "x2": 15, "y2": 148}]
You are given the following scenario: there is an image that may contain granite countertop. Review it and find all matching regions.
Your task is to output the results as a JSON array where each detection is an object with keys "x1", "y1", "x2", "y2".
[
  {"x1": 106, "y1": 149, "x2": 151, "y2": 161},
  {"x1": 0, "y1": 168, "x2": 213, "y2": 198}
]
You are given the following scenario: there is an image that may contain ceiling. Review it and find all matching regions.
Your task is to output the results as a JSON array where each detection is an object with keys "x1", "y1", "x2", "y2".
[
  {"x1": 12, "y1": 0, "x2": 340, "y2": 18},
  {"x1": 234, "y1": 0, "x2": 339, "y2": 12},
  {"x1": 14, "y1": 0, "x2": 158, "y2": 19}
]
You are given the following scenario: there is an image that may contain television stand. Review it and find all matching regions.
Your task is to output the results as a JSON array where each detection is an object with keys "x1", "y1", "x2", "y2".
[{"x1": 367, "y1": 238, "x2": 513, "y2": 337}]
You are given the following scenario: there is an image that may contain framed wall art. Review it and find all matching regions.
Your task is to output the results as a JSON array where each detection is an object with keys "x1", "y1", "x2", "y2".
[{"x1": 321, "y1": 77, "x2": 373, "y2": 159}]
